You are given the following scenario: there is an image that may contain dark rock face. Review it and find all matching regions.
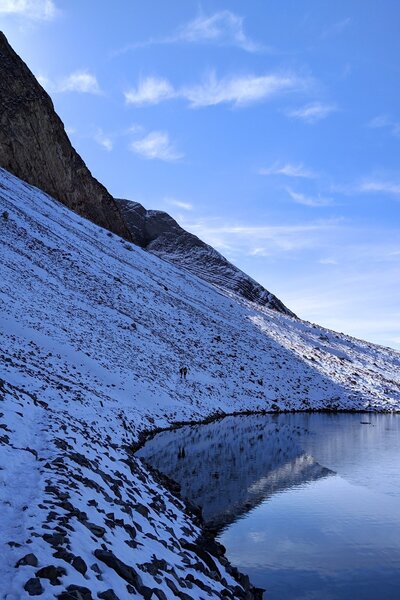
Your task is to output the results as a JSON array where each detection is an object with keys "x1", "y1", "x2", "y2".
[
  {"x1": 0, "y1": 32, "x2": 130, "y2": 240},
  {"x1": 118, "y1": 199, "x2": 295, "y2": 315}
]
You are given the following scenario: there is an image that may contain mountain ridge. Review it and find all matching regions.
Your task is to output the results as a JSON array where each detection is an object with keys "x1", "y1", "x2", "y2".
[
  {"x1": 118, "y1": 198, "x2": 294, "y2": 315},
  {"x1": 0, "y1": 31, "x2": 292, "y2": 316}
]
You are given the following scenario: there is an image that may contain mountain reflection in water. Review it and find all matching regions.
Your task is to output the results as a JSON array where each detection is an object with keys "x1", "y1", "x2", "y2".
[{"x1": 137, "y1": 414, "x2": 334, "y2": 533}]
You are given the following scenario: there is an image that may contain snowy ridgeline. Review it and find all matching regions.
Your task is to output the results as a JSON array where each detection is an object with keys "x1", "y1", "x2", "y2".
[{"x1": 0, "y1": 167, "x2": 399, "y2": 599}]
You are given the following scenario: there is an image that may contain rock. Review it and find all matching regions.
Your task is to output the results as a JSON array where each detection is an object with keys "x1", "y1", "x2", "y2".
[
  {"x1": 97, "y1": 590, "x2": 120, "y2": 600},
  {"x1": 85, "y1": 522, "x2": 106, "y2": 538},
  {"x1": 134, "y1": 503, "x2": 150, "y2": 518},
  {"x1": 15, "y1": 553, "x2": 38, "y2": 568},
  {"x1": 58, "y1": 585, "x2": 93, "y2": 600},
  {"x1": 72, "y1": 555, "x2": 88, "y2": 575},
  {"x1": 53, "y1": 548, "x2": 75, "y2": 564},
  {"x1": 36, "y1": 564, "x2": 67, "y2": 585},
  {"x1": 43, "y1": 532, "x2": 67, "y2": 547},
  {"x1": 94, "y1": 549, "x2": 143, "y2": 590},
  {"x1": 140, "y1": 587, "x2": 156, "y2": 600},
  {"x1": 24, "y1": 577, "x2": 44, "y2": 596},
  {"x1": 153, "y1": 591, "x2": 168, "y2": 600}
]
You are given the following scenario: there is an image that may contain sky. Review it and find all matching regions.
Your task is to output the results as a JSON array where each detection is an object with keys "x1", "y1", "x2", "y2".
[{"x1": 1, "y1": 0, "x2": 399, "y2": 349}]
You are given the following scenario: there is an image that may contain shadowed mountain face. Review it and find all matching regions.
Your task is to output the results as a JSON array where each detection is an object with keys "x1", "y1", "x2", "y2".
[
  {"x1": 0, "y1": 31, "x2": 292, "y2": 315},
  {"x1": 118, "y1": 199, "x2": 295, "y2": 315},
  {"x1": 0, "y1": 32, "x2": 131, "y2": 240}
]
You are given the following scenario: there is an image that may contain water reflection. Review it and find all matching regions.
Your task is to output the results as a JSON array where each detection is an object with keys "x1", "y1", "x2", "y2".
[
  {"x1": 137, "y1": 414, "x2": 334, "y2": 532},
  {"x1": 137, "y1": 413, "x2": 400, "y2": 600}
]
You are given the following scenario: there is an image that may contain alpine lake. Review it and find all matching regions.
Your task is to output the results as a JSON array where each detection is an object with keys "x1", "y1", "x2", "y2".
[{"x1": 137, "y1": 412, "x2": 400, "y2": 600}]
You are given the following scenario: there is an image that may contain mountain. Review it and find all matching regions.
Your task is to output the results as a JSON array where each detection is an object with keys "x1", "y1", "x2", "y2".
[
  {"x1": 118, "y1": 199, "x2": 294, "y2": 314},
  {"x1": 1, "y1": 166, "x2": 399, "y2": 598},
  {"x1": 0, "y1": 31, "x2": 130, "y2": 240},
  {"x1": 1, "y1": 33, "x2": 399, "y2": 600},
  {"x1": 0, "y1": 31, "x2": 292, "y2": 315}
]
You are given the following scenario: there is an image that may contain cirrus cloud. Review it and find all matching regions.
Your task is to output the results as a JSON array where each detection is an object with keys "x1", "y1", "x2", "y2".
[
  {"x1": 286, "y1": 102, "x2": 337, "y2": 123},
  {"x1": 259, "y1": 162, "x2": 317, "y2": 179},
  {"x1": 114, "y1": 10, "x2": 264, "y2": 55},
  {"x1": 125, "y1": 71, "x2": 310, "y2": 109},
  {"x1": 286, "y1": 188, "x2": 334, "y2": 207}
]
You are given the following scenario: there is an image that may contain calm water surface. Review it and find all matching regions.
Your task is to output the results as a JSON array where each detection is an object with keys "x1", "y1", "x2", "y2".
[{"x1": 137, "y1": 413, "x2": 400, "y2": 599}]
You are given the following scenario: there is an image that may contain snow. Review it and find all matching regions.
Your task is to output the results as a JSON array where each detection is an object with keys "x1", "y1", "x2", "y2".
[{"x1": 0, "y1": 167, "x2": 399, "y2": 598}]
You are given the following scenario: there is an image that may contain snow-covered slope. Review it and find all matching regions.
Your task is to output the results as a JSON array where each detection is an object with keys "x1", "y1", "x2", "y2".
[{"x1": 1, "y1": 168, "x2": 399, "y2": 599}]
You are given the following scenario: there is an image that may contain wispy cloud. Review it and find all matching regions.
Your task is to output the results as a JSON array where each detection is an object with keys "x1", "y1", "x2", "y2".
[
  {"x1": 321, "y1": 17, "x2": 351, "y2": 39},
  {"x1": 179, "y1": 216, "x2": 341, "y2": 255},
  {"x1": 174, "y1": 10, "x2": 263, "y2": 52},
  {"x1": 165, "y1": 198, "x2": 193, "y2": 211},
  {"x1": 259, "y1": 162, "x2": 316, "y2": 179},
  {"x1": 359, "y1": 179, "x2": 400, "y2": 196},
  {"x1": 367, "y1": 114, "x2": 400, "y2": 137},
  {"x1": 183, "y1": 71, "x2": 306, "y2": 108},
  {"x1": 334, "y1": 178, "x2": 400, "y2": 198},
  {"x1": 286, "y1": 102, "x2": 337, "y2": 123},
  {"x1": 130, "y1": 131, "x2": 183, "y2": 162},
  {"x1": 124, "y1": 76, "x2": 176, "y2": 106},
  {"x1": 38, "y1": 70, "x2": 102, "y2": 95},
  {"x1": 125, "y1": 71, "x2": 309, "y2": 109},
  {"x1": 115, "y1": 10, "x2": 263, "y2": 55},
  {"x1": 287, "y1": 188, "x2": 333, "y2": 207},
  {"x1": 93, "y1": 128, "x2": 113, "y2": 151},
  {"x1": 0, "y1": 0, "x2": 58, "y2": 20}
]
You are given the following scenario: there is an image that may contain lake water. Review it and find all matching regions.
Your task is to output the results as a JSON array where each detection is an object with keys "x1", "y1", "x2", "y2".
[{"x1": 137, "y1": 413, "x2": 400, "y2": 599}]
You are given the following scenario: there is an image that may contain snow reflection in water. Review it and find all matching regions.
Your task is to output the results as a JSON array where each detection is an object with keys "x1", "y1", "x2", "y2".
[{"x1": 137, "y1": 412, "x2": 400, "y2": 600}]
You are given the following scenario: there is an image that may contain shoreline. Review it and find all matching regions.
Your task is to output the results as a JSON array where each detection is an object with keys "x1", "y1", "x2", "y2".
[{"x1": 132, "y1": 406, "x2": 400, "y2": 599}]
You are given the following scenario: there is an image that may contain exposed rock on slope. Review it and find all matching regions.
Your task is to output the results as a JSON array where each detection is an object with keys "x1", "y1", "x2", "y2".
[
  {"x1": 0, "y1": 31, "x2": 131, "y2": 240},
  {"x1": 118, "y1": 199, "x2": 295, "y2": 315}
]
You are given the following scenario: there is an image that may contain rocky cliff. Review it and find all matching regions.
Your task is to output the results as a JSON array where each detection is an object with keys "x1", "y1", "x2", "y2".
[{"x1": 0, "y1": 31, "x2": 131, "y2": 239}]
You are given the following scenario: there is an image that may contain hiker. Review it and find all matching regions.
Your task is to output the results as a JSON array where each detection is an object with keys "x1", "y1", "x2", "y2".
[{"x1": 179, "y1": 366, "x2": 188, "y2": 380}]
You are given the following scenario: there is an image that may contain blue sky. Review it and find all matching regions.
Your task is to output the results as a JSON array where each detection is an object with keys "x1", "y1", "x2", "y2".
[{"x1": 1, "y1": 0, "x2": 399, "y2": 349}]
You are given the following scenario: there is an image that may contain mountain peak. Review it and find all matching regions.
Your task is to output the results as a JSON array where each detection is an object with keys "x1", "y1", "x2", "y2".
[{"x1": 0, "y1": 31, "x2": 131, "y2": 239}]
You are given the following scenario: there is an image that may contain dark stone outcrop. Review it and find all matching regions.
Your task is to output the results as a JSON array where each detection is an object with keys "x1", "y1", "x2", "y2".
[
  {"x1": 0, "y1": 32, "x2": 131, "y2": 240},
  {"x1": 118, "y1": 199, "x2": 295, "y2": 315}
]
